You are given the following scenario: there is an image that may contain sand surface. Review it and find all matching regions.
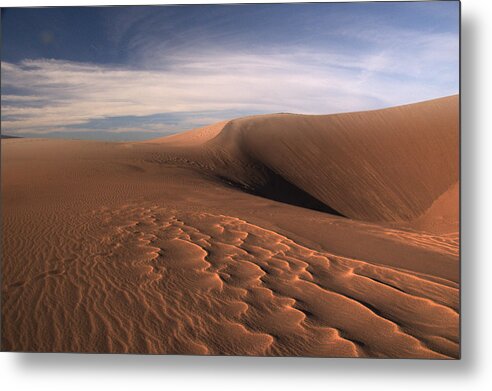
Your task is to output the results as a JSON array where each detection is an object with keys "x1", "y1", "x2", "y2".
[{"x1": 1, "y1": 96, "x2": 459, "y2": 357}]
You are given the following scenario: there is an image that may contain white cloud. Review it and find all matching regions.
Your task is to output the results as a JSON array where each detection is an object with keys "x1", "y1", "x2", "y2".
[{"x1": 1, "y1": 40, "x2": 457, "y2": 136}]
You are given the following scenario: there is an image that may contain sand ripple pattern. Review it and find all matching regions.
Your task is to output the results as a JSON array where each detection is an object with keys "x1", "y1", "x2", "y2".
[{"x1": 2, "y1": 204, "x2": 458, "y2": 357}]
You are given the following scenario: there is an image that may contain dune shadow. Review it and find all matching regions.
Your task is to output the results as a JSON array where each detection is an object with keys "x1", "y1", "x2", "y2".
[{"x1": 216, "y1": 162, "x2": 345, "y2": 217}]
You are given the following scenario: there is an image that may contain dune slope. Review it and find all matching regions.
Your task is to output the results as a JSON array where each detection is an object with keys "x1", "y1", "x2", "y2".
[
  {"x1": 199, "y1": 96, "x2": 458, "y2": 222},
  {"x1": 410, "y1": 181, "x2": 459, "y2": 234}
]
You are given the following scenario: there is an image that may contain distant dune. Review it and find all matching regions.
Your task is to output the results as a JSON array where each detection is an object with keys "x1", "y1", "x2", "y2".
[
  {"x1": 1, "y1": 96, "x2": 459, "y2": 358},
  {"x1": 149, "y1": 121, "x2": 229, "y2": 146}
]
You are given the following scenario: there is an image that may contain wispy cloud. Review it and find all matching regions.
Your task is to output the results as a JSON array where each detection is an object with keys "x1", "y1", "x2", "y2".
[{"x1": 1, "y1": 45, "x2": 457, "y2": 136}]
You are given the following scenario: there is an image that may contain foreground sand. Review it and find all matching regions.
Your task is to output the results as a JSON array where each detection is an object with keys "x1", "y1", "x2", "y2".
[{"x1": 1, "y1": 96, "x2": 459, "y2": 357}]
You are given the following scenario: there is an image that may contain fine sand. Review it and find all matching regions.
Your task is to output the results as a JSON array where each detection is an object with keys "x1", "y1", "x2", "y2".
[{"x1": 1, "y1": 95, "x2": 459, "y2": 358}]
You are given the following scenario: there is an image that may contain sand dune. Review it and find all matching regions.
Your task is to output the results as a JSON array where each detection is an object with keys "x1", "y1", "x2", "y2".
[
  {"x1": 1, "y1": 96, "x2": 459, "y2": 357},
  {"x1": 195, "y1": 96, "x2": 458, "y2": 222}
]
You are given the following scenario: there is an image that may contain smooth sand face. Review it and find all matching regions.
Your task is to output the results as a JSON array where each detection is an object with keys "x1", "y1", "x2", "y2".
[{"x1": 1, "y1": 96, "x2": 459, "y2": 357}]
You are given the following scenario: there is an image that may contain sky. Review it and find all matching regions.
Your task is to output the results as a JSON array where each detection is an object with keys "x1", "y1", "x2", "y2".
[{"x1": 1, "y1": 2, "x2": 459, "y2": 141}]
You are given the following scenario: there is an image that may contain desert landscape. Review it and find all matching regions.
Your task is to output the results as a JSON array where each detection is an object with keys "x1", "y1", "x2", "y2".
[{"x1": 1, "y1": 95, "x2": 459, "y2": 358}]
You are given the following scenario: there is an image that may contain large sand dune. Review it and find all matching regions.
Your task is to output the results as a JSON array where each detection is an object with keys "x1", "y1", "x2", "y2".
[
  {"x1": 199, "y1": 96, "x2": 459, "y2": 222},
  {"x1": 1, "y1": 96, "x2": 459, "y2": 357}
]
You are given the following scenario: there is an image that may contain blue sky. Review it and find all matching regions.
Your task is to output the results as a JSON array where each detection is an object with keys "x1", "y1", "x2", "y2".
[{"x1": 1, "y1": 2, "x2": 459, "y2": 140}]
